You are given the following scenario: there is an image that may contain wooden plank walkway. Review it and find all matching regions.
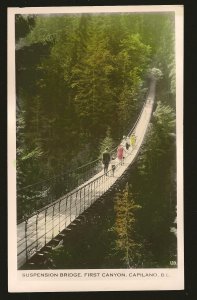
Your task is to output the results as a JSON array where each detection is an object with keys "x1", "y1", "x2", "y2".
[{"x1": 17, "y1": 81, "x2": 156, "y2": 268}]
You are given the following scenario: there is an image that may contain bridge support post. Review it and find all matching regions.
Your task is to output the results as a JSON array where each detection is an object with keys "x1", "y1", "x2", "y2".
[
  {"x1": 69, "y1": 194, "x2": 72, "y2": 223},
  {"x1": 79, "y1": 190, "x2": 82, "y2": 214},
  {"x1": 83, "y1": 187, "x2": 86, "y2": 211},
  {"x1": 75, "y1": 191, "x2": 78, "y2": 216},
  {"x1": 65, "y1": 195, "x2": 68, "y2": 228},
  {"x1": 58, "y1": 200, "x2": 61, "y2": 233},
  {"x1": 36, "y1": 213, "x2": 39, "y2": 252},
  {"x1": 52, "y1": 205, "x2": 55, "y2": 239},
  {"x1": 44, "y1": 208, "x2": 47, "y2": 246},
  {"x1": 25, "y1": 218, "x2": 28, "y2": 263}
]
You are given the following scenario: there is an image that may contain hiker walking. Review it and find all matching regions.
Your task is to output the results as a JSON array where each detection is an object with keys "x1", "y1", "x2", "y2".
[
  {"x1": 117, "y1": 144, "x2": 124, "y2": 165},
  {"x1": 122, "y1": 135, "x2": 130, "y2": 151},
  {"x1": 125, "y1": 136, "x2": 130, "y2": 150},
  {"x1": 130, "y1": 133, "x2": 136, "y2": 150},
  {"x1": 102, "y1": 147, "x2": 111, "y2": 175},
  {"x1": 111, "y1": 156, "x2": 117, "y2": 176}
]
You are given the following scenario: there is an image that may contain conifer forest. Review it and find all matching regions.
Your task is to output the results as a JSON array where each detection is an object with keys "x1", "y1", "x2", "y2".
[{"x1": 16, "y1": 12, "x2": 177, "y2": 269}]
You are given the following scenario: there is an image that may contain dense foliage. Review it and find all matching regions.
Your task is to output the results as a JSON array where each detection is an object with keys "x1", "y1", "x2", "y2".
[
  {"x1": 16, "y1": 12, "x2": 175, "y2": 219},
  {"x1": 16, "y1": 12, "x2": 177, "y2": 269},
  {"x1": 132, "y1": 100, "x2": 176, "y2": 267}
]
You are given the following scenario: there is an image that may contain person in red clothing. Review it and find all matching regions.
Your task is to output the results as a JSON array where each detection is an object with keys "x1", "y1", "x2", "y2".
[{"x1": 117, "y1": 144, "x2": 124, "y2": 165}]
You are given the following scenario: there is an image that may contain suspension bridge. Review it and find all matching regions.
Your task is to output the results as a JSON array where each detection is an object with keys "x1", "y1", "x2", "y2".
[{"x1": 17, "y1": 79, "x2": 156, "y2": 268}]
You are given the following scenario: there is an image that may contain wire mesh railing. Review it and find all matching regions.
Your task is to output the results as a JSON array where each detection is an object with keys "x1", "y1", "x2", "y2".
[
  {"x1": 17, "y1": 157, "x2": 104, "y2": 222},
  {"x1": 17, "y1": 164, "x2": 119, "y2": 268}
]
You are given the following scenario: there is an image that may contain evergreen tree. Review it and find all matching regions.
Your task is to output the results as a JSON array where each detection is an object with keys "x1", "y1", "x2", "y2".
[
  {"x1": 116, "y1": 33, "x2": 151, "y2": 132},
  {"x1": 113, "y1": 183, "x2": 141, "y2": 268}
]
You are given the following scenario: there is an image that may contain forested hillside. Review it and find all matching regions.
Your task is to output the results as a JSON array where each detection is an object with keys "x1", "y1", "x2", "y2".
[{"x1": 16, "y1": 13, "x2": 175, "y2": 220}]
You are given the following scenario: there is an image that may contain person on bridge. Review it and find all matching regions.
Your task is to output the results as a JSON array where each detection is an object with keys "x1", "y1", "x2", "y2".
[
  {"x1": 122, "y1": 135, "x2": 130, "y2": 151},
  {"x1": 117, "y1": 144, "x2": 125, "y2": 165},
  {"x1": 125, "y1": 136, "x2": 130, "y2": 150},
  {"x1": 102, "y1": 147, "x2": 111, "y2": 175},
  {"x1": 130, "y1": 133, "x2": 136, "y2": 150},
  {"x1": 111, "y1": 155, "x2": 117, "y2": 176}
]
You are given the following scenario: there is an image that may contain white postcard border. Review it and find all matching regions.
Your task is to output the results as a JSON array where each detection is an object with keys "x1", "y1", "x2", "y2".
[{"x1": 8, "y1": 5, "x2": 184, "y2": 292}]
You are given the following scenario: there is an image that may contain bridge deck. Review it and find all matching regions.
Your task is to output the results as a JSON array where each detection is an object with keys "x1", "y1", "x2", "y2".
[{"x1": 17, "y1": 81, "x2": 156, "y2": 268}]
